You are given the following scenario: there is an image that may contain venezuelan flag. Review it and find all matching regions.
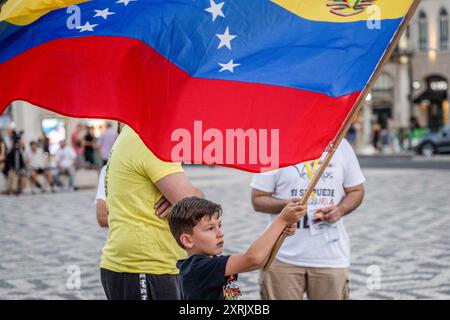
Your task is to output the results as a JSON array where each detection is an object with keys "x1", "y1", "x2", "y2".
[{"x1": 0, "y1": 0, "x2": 415, "y2": 172}]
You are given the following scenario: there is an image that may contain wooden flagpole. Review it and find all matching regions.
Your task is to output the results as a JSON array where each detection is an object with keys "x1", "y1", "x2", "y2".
[{"x1": 263, "y1": 0, "x2": 422, "y2": 271}]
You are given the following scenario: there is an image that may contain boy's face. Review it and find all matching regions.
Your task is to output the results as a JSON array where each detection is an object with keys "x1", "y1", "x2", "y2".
[{"x1": 183, "y1": 214, "x2": 224, "y2": 256}]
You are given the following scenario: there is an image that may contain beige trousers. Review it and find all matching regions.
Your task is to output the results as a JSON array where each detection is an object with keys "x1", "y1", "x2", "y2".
[{"x1": 260, "y1": 258, "x2": 349, "y2": 300}]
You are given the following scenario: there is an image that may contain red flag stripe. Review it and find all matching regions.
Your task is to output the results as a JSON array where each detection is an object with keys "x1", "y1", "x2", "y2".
[{"x1": 0, "y1": 36, "x2": 359, "y2": 172}]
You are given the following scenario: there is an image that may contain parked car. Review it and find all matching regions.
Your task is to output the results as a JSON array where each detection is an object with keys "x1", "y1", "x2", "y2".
[{"x1": 414, "y1": 126, "x2": 450, "y2": 156}]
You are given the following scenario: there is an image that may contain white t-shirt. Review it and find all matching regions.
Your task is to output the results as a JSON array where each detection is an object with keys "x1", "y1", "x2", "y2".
[
  {"x1": 95, "y1": 165, "x2": 107, "y2": 204},
  {"x1": 250, "y1": 139, "x2": 365, "y2": 268},
  {"x1": 26, "y1": 149, "x2": 48, "y2": 169},
  {"x1": 55, "y1": 146, "x2": 76, "y2": 168}
]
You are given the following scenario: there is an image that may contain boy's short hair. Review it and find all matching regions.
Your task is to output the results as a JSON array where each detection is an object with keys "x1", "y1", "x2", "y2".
[{"x1": 168, "y1": 197, "x2": 222, "y2": 248}]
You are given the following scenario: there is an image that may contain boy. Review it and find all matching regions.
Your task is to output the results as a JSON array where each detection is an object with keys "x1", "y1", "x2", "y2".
[{"x1": 168, "y1": 197, "x2": 307, "y2": 300}]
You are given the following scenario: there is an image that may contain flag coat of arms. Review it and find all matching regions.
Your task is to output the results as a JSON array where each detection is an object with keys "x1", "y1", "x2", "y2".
[{"x1": 0, "y1": 0, "x2": 415, "y2": 172}]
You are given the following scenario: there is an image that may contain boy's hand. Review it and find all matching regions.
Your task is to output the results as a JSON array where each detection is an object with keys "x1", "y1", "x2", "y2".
[
  {"x1": 279, "y1": 202, "x2": 307, "y2": 225},
  {"x1": 283, "y1": 224, "x2": 297, "y2": 236}
]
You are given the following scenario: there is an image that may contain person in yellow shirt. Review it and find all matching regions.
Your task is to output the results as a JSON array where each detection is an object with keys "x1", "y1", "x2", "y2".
[{"x1": 100, "y1": 125, "x2": 202, "y2": 300}]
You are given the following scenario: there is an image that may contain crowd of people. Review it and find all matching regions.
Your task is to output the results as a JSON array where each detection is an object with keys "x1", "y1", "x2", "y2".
[
  {"x1": 0, "y1": 122, "x2": 117, "y2": 195},
  {"x1": 345, "y1": 116, "x2": 426, "y2": 154}
]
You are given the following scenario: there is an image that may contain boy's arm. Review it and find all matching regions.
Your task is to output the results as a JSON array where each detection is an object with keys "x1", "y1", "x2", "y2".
[{"x1": 224, "y1": 203, "x2": 306, "y2": 276}]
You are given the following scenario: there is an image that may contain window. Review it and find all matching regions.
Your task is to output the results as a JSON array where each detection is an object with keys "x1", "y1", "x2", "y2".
[
  {"x1": 440, "y1": 9, "x2": 449, "y2": 50},
  {"x1": 373, "y1": 73, "x2": 394, "y2": 92},
  {"x1": 419, "y1": 11, "x2": 428, "y2": 51}
]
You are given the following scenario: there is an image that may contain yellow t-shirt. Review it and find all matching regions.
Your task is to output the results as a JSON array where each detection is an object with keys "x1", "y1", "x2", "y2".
[{"x1": 100, "y1": 126, "x2": 186, "y2": 274}]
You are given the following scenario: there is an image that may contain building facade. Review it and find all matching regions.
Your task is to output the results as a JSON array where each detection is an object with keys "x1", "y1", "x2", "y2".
[
  {"x1": 360, "y1": 0, "x2": 450, "y2": 151},
  {"x1": 410, "y1": 0, "x2": 450, "y2": 131}
]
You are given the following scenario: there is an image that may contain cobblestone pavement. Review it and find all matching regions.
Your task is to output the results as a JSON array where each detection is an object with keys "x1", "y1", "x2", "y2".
[{"x1": 0, "y1": 166, "x2": 449, "y2": 300}]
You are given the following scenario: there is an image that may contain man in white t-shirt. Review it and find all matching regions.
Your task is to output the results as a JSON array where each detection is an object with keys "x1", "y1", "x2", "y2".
[
  {"x1": 55, "y1": 140, "x2": 77, "y2": 191},
  {"x1": 25, "y1": 141, "x2": 55, "y2": 193},
  {"x1": 250, "y1": 139, "x2": 365, "y2": 300},
  {"x1": 95, "y1": 165, "x2": 109, "y2": 228}
]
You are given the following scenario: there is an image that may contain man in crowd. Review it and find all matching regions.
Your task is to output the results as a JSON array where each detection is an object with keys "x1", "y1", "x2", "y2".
[
  {"x1": 0, "y1": 133, "x2": 6, "y2": 179},
  {"x1": 83, "y1": 126, "x2": 96, "y2": 167},
  {"x1": 98, "y1": 122, "x2": 118, "y2": 166},
  {"x1": 71, "y1": 123, "x2": 84, "y2": 168},
  {"x1": 25, "y1": 141, "x2": 55, "y2": 193},
  {"x1": 5, "y1": 130, "x2": 27, "y2": 195},
  {"x1": 54, "y1": 140, "x2": 77, "y2": 192}
]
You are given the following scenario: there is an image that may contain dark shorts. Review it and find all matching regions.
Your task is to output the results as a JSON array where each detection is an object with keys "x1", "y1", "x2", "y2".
[
  {"x1": 32, "y1": 168, "x2": 47, "y2": 175},
  {"x1": 100, "y1": 268, "x2": 183, "y2": 300}
]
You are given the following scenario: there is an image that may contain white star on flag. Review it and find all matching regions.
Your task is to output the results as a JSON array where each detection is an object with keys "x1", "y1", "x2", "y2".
[
  {"x1": 76, "y1": 21, "x2": 98, "y2": 32},
  {"x1": 116, "y1": 0, "x2": 137, "y2": 6},
  {"x1": 94, "y1": 8, "x2": 115, "y2": 19},
  {"x1": 205, "y1": 0, "x2": 225, "y2": 22},
  {"x1": 216, "y1": 27, "x2": 236, "y2": 50},
  {"x1": 219, "y1": 60, "x2": 240, "y2": 73}
]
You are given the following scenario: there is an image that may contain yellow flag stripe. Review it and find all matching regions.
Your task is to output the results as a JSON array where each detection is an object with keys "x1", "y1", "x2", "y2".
[
  {"x1": 271, "y1": 0, "x2": 414, "y2": 23},
  {"x1": 0, "y1": 0, "x2": 89, "y2": 26}
]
